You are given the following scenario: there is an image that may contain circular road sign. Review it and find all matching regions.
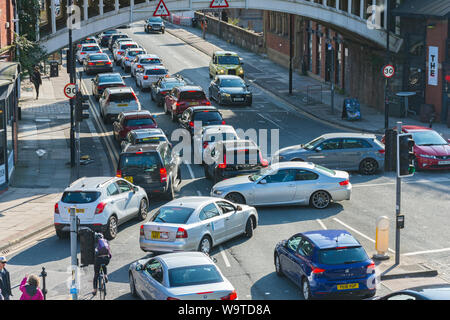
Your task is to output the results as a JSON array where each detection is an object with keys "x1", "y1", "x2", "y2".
[
  {"x1": 64, "y1": 83, "x2": 77, "y2": 99},
  {"x1": 383, "y1": 65, "x2": 395, "y2": 78}
]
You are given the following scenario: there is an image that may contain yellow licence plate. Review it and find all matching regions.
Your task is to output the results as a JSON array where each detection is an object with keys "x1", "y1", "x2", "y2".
[
  {"x1": 67, "y1": 208, "x2": 85, "y2": 214},
  {"x1": 117, "y1": 104, "x2": 128, "y2": 107},
  {"x1": 96, "y1": 63, "x2": 104, "y2": 66},
  {"x1": 124, "y1": 176, "x2": 133, "y2": 183},
  {"x1": 151, "y1": 231, "x2": 160, "y2": 239},
  {"x1": 337, "y1": 283, "x2": 359, "y2": 290}
]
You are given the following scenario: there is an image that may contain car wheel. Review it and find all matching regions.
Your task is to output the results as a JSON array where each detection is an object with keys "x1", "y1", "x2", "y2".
[
  {"x1": 274, "y1": 254, "x2": 284, "y2": 277},
  {"x1": 198, "y1": 236, "x2": 212, "y2": 255},
  {"x1": 105, "y1": 215, "x2": 118, "y2": 240},
  {"x1": 129, "y1": 273, "x2": 138, "y2": 298},
  {"x1": 244, "y1": 217, "x2": 254, "y2": 238},
  {"x1": 225, "y1": 192, "x2": 246, "y2": 205},
  {"x1": 56, "y1": 229, "x2": 69, "y2": 239},
  {"x1": 137, "y1": 198, "x2": 148, "y2": 221},
  {"x1": 310, "y1": 190, "x2": 331, "y2": 209},
  {"x1": 359, "y1": 158, "x2": 378, "y2": 175},
  {"x1": 301, "y1": 277, "x2": 312, "y2": 300}
]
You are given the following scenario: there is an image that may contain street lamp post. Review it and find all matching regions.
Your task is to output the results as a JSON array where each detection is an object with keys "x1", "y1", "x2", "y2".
[
  {"x1": 384, "y1": 0, "x2": 391, "y2": 170},
  {"x1": 68, "y1": 0, "x2": 75, "y2": 168}
]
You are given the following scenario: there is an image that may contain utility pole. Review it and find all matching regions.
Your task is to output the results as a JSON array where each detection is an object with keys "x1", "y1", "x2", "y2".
[
  {"x1": 384, "y1": 0, "x2": 391, "y2": 170},
  {"x1": 289, "y1": 14, "x2": 293, "y2": 95},
  {"x1": 329, "y1": 43, "x2": 335, "y2": 114},
  {"x1": 395, "y1": 121, "x2": 401, "y2": 265},
  {"x1": 69, "y1": 207, "x2": 78, "y2": 300},
  {"x1": 68, "y1": 0, "x2": 75, "y2": 168}
]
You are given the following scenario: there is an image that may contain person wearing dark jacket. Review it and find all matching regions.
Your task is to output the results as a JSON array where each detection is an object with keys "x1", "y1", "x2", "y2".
[
  {"x1": 0, "y1": 256, "x2": 12, "y2": 300},
  {"x1": 31, "y1": 66, "x2": 42, "y2": 100}
]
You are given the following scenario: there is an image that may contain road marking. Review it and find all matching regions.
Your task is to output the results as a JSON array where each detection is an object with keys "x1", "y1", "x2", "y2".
[
  {"x1": 352, "y1": 177, "x2": 450, "y2": 188},
  {"x1": 403, "y1": 248, "x2": 450, "y2": 256},
  {"x1": 183, "y1": 161, "x2": 202, "y2": 196},
  {"x1": 219, "y1": 245, "x2": 231, "y2": 267},
  {"x1": 316, "y1": 219, "x2": 327, "y2": 230},
  {"x1": 257, "y1": 113, "x2": 284, "y2": 129}
]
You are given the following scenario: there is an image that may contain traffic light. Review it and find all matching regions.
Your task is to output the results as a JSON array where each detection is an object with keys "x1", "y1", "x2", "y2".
[
  {"x1": 75, "y1": 92, "x2": 89, "y2": 122},
  {"x1": 397, "y1": 133, "x2": 415, "y2": 177}
]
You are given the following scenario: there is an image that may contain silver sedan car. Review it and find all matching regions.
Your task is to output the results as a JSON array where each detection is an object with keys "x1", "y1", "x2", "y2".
[
  {"x1": 139, "y1": 197, "x2": 258, "y2": 254},
  {"x1": 129, "y1": 252, "x2": 237, "y2": 300},
  {"x1": 210, "y1": 162, "x2": 351, "y2": 209}
]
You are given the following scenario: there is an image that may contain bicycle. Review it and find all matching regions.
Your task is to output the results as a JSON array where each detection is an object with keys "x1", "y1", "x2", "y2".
[{"x1": 97, "y1": 264, "x2": 107, "y2": 300}]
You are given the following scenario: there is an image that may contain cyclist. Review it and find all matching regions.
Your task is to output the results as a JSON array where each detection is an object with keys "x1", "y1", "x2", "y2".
[{"x1": 92, "y1": 232, "x2": 111, "y2": 296}]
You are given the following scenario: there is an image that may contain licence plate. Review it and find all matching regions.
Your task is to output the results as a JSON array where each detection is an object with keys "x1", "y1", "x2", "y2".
[
  {"x1": 96, "y1": 63, "x2": 104, "y2": 66},
  {"x1": 234, "y1": 98, "x2": 244, "y2": 101},
  {"x1": 117, "y1": 104, "x2": 128, "y2": 107},
  {"x1": 151, "y1": 231, "x2": 169, "y2": 240},
  {"x1": 67, "y1": 208, "x2": 85, "y2": 214},
  {"x1": 188, "y1": 102, "x2": 197, "y2": 106},
  {"x1": 439, "y1": 161, "x2": 450, "y2": 165},
  {"x1": 337, "y1": 283, "x2": 359, "y2": 290},
  {"x1": 124, "y1": 176, "x2": 133, "y2": 183}
]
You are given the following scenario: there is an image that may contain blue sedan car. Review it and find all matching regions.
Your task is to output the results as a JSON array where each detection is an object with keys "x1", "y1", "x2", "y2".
[{"x1": 274, "y1": 230, "x2": 376, "y2": 300}]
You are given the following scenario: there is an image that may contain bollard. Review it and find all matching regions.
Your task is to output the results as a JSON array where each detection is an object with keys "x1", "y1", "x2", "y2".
[
  {"x1": 40, "y1": 267, "x2": 47, "y2": 300},
  {"x1": 373, "y1": 216, "x2": 390, "y2": 260}
]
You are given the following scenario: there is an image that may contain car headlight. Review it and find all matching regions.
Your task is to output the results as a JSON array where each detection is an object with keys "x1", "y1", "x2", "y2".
[
  {"x1": 221, "y1": 92, "x2": 231, "y2": 97},
  {"x1": 239, "y1": 68, "x2": 244, "y2": 74},
  {"x1": 419, "y1": 154, "x2": 436, "y2": 159},
  {"x1": 213, "y1": 189, "x2": 223, "y2": 195},
  {"x1": 218, "y1": 69, "x2": 225, "y2": 74}
]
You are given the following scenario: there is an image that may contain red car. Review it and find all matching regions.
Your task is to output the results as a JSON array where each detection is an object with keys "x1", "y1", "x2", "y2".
[
  {"x1": 113, "y1": 110, "x2": 158, "y2": 142},
  {"x1": 383, "y1": 125, "x2": 450, "y2": 170},
  {"x1": 163, "y1": 85, "x2": 211, "y2": 122}
]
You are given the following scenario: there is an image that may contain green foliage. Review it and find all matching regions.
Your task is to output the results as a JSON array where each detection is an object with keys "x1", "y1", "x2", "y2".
[
  {"x1": 228, "y1": 18, "x2": 240, "y2": 26},
  {"x1": 18, "y1": 0, "x2": 41, "y2": 42},
  {"x1": 14, "y1": 33, "x2": 48, "y2": 76}
]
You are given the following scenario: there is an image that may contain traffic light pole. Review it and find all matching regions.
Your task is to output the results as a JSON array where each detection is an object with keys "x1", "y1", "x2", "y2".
[
  {"x1": 68, "y1": 0, "x2": 75, "y2": 168},
  {"x1": 395, "y1": 121, "x2": 402, "y2": 265}
]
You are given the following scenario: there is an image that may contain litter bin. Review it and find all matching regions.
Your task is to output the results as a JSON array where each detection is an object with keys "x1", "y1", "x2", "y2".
[
  {"x1": 79, "y1": 228, "x2": 95, "y2": 266},
  {"x1": 49, "y1": 60, "x2": 59, "y2": 77},
  {"x1": 192, "y1": 17, "x2": 198, "y2": 28},
  {"x1": 342, "y1": 98, "x2": 361, "y2": 121}
]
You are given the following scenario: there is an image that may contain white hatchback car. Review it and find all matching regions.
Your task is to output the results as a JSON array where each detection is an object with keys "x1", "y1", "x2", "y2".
[
  {"x1": 130, "y1": 54, "x2": 163, "y2": 77},
  {"x1": 113, "y1": 41, "x2": 139, "y2": 64},
  {"x1": 136, "y1": 65, "x2": 169, "y2": 90},
  {"x1": 99, "y1": 87, "x2": 142, "y2": 124},
  {"x1": 121, "y1": 48, "x2": 147, "y2": 73},
  {"x1": 76, "y1": 44, "x2": 102, "y2": 64},
  {"x1": 193, "y1": 125, "x2": 239, "y2": 163},
  {"x1": 54, "y1": 177, "x2": 149, "y2": 240}
]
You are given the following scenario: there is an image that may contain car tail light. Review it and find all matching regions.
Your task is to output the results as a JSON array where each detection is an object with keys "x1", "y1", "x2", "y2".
[
  {"x1": 366, "y1": 262, "x2": 375, "y2": 274},
  {"x1": 97, "y1": 85, "x2": 104, "y2": 91},
  {"x1": 54, "y1": 203, "x2": 60, "y2": 214},
  {"x1": 205, "y1": 101, "x2": 211, "y2": 105},
  {"x1": 132, "y1": 92, "x2": 138, "y2": 101},
  {"x1": 81, "y1": 52, "x2": 86, "y2": 55},
  {"x1": 339, "y1": 180, "x2": 350, "y2": 186},
  {"x1": 95, "y1": 202, "x2": 107, "y2": 214},
  {"x1": 176, "y1": 227, "x2": 188, "y2": 238},
  {"x1": 189, "y1": 121, "x2": 194, "y2": 127},
  {"x1": 118, "y1": 51, "x2": 123, "y2": 55},
  {"x1": 378, "y1": 149, "x2": 385, "y2": 154},
  {"x1": 221, "y1": 120, "x2": 226, "y2": 125},
  {"x1": 137, "y1": 64, "x2": 142, "y2": 68},
  {"x1": 97, "y1": 51, "x2": 101, "y2": 53},
  {"x1": 218, "y1": 153, "x2": 227, "y2": 169},
  {"x1": 140, "y1": 225, "x2": 144, "y2": 236},
  {"x1": 116, "y1": 170, "x2": 122, "y2": 177},
  {"x1": 143, "y1": 75, "x2": 149, "y2": 80},
  {"x1": 175, "y1": 102, "x2": 181, "y2": 106},
  {"x1": 221, "y1": 290, "x2": 237, "y2": 300},
  {"x1": 167, "y1": 297, "x2": 180, "y2": 300},
  {"x1": 105, "y1": 62, "x2": 112, "y2": 65},
  {"x1": 125, "y1": 57, "x2": 129, "y2": 61},
  {"x1": 203, "y1": 141, "x2": 209, "y2": 149},
  {"x1": 312, "y1": 266, "x2": 325, "y2": 275},
  {"x1": 160, "y1": 168, "x2": 167, "y2": 183},
  {"x1": 88, "y1": 62, "x2": 95, "y2": 65},
  {"x1": 160, "y1": 90, "x2": 168, "y2": 95}
]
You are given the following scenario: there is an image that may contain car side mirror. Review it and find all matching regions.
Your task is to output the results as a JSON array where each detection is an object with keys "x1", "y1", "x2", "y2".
[
  {"x1": 236, "y1": 205, "x2": 243, "y2": 211},
  {"x1": 133, "y1": 186, "x2": 138, "y2": 193},
  {"x1": 136, "y1": 264, "x2": 142, "y2": 271},
  {"x1": 315, "y1": 146, "x2": 322, "y2": 152},
  {"x1": 259, "y1": 179, "x2": 267, "y2": 185}
]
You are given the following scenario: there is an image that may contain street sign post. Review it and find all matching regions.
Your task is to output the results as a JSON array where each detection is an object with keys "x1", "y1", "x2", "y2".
[
  {"x1": 382, "y1": 64, "x2": 395, "y2": 79},
  {"x1": 64, "y1": 83, "x2": 76, "y2": 99},
  {"x1": 153, "y1": 0, "x2": 170, "y2": 17},
  {"x1": 210, "y1": 0, "x2": 229, "y2": 8}
]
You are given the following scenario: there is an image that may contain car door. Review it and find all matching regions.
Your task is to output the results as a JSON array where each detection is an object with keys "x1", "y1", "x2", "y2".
[
  {"x1": 340, "y1": 138, "x2": 371, "y2": 170},
  {"x1": 279, "y1": 235, "x2": 302, "y2": 281},
  {"x1": 106, "y1": 182, "x2": 126, "y2": 218},
  {"x1": 116, "y1": 179, "x2": 139, "y2": 221},
  {"x1": 216, "y1": 200, "x2": 245, "y2": 239},
  {"x1": 292, "y1": 169, "x2": 320, "y2": 204},
  {"x1": 141, "y1": 258, "x2": 165, "y2": 300},
  {"x1": 253, "y1": 169, "x2": 297, "y2": 205},
  {"x1": 290, "y1": 237, "x2": 315, "y2": 287},
  {"x1": 198, "y1": 203, "x2": 226, "y2": 244},
  {"x1": 92, "y1": 75, "x2": 99, "y2": 96},
  {"x1": 307, "y1": 138, "x2": 343, "y2": 169}
]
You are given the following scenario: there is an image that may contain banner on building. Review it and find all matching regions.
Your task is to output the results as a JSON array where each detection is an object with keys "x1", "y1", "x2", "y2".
[{"x1": 428, "y1": 46, "x2": 439, "y2": 86}]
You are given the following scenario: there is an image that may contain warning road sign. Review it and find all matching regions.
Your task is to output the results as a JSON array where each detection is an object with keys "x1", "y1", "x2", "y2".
[
  {"x1": 210, "y1": 0, "x2": 229, "y2": 8},
  {"x1": 153, "y1": 0, "x2": 170, "y2": 16}
]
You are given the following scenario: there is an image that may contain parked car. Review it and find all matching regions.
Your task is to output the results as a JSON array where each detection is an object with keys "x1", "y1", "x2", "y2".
[
  {"x1": 209, "y1": 75, "x2": 252, "y2": 106},
  {"x1": 113, "y1": 41, "x2": 139, "y2": 64},
  {"x1": 164, "y1": 86, "x2": 211, "y2": 122},
  {"x1": 209, "y1": 51, "x2": 244, "y2": 79},
  {"x1": 77, "y1": 37, "x2": 97, "y2": 50},
  {"x1": 193, "y1": 125, "x2": 239, "y2": 164},
  {"x1": 144, "y1": 16, "x2": 165, "y2": 34},
  {"x1": 99, "y1": 87, "x2": 141, "y2": 124},
  {"x1": 130, "y1": 54, "x2": 163, "y2": 77},
  {"x1": 76, "y1": 44, "x2": 102, "y2": 64},
  {"x1": 179, "y1": 106, "x2": 225, "y2": 136},
  {"x1": 121, "y1": 48, "x2": 147, "y2": 73},
  {"x1": 375, "y1": 284, "x2": 450, "y2": 300},
  {"x1": 54, "y1": 177, "x2": 149, "y2": 240},
  {"x1": 272, "y1": 133, "x2": 385, "y2": 175},
  {"x1": 117, "y1": 142, "x2": 181, "y2": 199},
  {"x1": 150, "y1": 75, "x2": 186, "y2": 107},
  {"x1": 204, "y1": 139, "x2": 269, "y2": 184},
  {"x1": 210, "y1": 161, "x2": 351, "y2": 209},
  {"x1": 139, "y1": 196, "x2": 258, "y2": 255},
  {"x1": 83, "y1": 53, "x2": 113, "y2": 75},
  {"x1": 136, "y1": 65, "x2": 169, "y2": 91},
  {"x1": 91, "y1": 73, "x2": 125, "y2": 100},
  {"x1": 97, "y1": 30, "x2": 119, "y2": 47},
  {"x1": 108, "y1": 33, "x2": 128, "y2": 50},
  {"x1": 121, "y1": 128, "x2": 169, "y2": 151},
  {"x1": 129, "y1": 252, "x2": 236, "y2": 300},
  {"x1": 113, "y1": 110, "x2": 158, "y2": 142},
  {"x1": 274, "y1": 230, "x2": 376, "y2": 300}
]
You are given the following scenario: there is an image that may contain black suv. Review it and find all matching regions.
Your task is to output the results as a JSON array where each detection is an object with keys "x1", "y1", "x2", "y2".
[
  {"x1": 117, "y1": 142, "x2": 181, "y2": 199},
  {"x1": 179, "y1": 106, "x2": 225, "y2": 136},
  {"x1": 204, "y1": 140, "x2": 269, "y2": 183}
]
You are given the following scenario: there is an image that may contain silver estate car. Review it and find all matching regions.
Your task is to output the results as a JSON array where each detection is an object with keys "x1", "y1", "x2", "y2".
[
  {"x1": 210, "y1": 162, "x2": 351, "y2": 209},
  {"x1": 129, "y1": 252, "x2": 237, "y2": 300},
  {"x1": 272, "y1": 133, "x2": 385, "y2": 175},
  {"x1": 139, "y1": 196, "x2": 258, "y2": 255}
]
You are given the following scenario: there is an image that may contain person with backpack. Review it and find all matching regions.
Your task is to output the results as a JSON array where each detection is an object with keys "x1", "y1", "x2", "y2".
[
  {"x1": 92, "y1": 232, "x2": 111, "y2": 296},
  {"x1": 19, "y1": 274, "x2": 44, "y2": 300}
]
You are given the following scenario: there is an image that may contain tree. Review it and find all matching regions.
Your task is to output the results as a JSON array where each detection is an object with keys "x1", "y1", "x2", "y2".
[
  {"x1": 15, "y1": 33, "x2": 47, "y2": 76},
  {"x1": 18, "y1": 0, "x2": 41, "y2": 42}
]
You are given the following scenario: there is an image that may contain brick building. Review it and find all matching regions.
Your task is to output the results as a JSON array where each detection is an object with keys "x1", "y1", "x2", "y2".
[{"x1": 0, "y1": 0, "x2": 16, "y2": 61}]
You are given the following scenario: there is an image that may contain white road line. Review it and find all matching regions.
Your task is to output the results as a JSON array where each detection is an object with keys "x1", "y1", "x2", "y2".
[
  {"x1": 183, "y1": 160, "x2": 202, "y2": 196},
  {"x1": 219, "y1": 245, "x2": 231, "y2": 267},
  {"x1": 352, "y1": 177, "x2": 450, "y2": 188},
  {"x1": 257, "y1": 113, "x2": 284, "y2": 129},
  {"x1": 316, "y1": 219, "x2": 327, "y2": 230},
  {"x1": 332, "y1": 218, "x2": 396, "y2": 254},
  {"x1": 403, "y1": 248, "x2": 450, "y2": 256}
]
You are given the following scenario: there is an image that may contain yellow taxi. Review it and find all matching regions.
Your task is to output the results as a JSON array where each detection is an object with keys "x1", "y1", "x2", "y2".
[{"x1": 209, "y1": 51, "x2": 244, "y2": 79}]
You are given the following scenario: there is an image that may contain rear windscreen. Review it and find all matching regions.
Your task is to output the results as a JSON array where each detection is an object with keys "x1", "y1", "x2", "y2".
[
  {"x1": 206, "y1": 133, "x2": 236, "y2": 142},
  {"x1": 225, "y1": 149, "x2": 261, "y2": 165},
  {"x1": 98, "y1": 74, "x2": 122, "y2": 84},
  {"x1": 137, "y1": 136, "x2": 167, "y2": 144},
  {"x1": 121, "y1": 44, "x2": 138, "y2": 49},
  {"x1": 83, "y1": 46, "x2": 100, "y2": 52},
  {"x1": 119, "y1": 153, "x2": 161, "y2": 171},
  {"x1": 89, "y1": 54, "x2": 108, "y2": 61},
  {"x1": 318, "y1": 247, "x2": 369, "y2": 265},
  {"x1": 145, "y1": 69, "x2": 167, "y2": 75},
  {"x1": 169, "y1": 265, "x2": 223, "y2": 288},
  {"x1": 61, "y1": 191, "x2": 101, "y2": 204},
  {"x1": 151, "y1": 206, "x2": 194, "y2": 224},
  {"x1": 124, "y1": 118, "x2": 155, "y2": 127},
  {"x1": 109, "y1": 92, "x2": 135, "y2": 102},
  {"x1": 193, "y1": 111, "x2": 222, "y2": 122},
  {"x1": 128, "y1": 51, "x2": 145, "y2": 57},
  {"x1": 180, "y1": 91, "x2": 206, "y2": 100},
  {"x1": 141, "y1": 58, "x2": 161, "y2": 64}
]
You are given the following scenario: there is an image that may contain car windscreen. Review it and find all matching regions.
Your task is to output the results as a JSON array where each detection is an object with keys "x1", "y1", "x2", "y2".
[
  {"x1": 318, "y1": 246, "x2": 369, "y2": 265},
  {"x1": 410, "y1": 130, "x2": 448, "y2": 146},
  {"x1": 119, "y1": 153, "x2": 161, "y2": 171},
  {"x1": 61, "y1": 191, "x2": 101, "y2": 204},
  {"x1": 124, "y1": 118, "x2": 155, "y2": 127},
  {"x1": 249, "y1": 166, "x2": 274, "y2": 181},
  {"x1": 89, "y1": 54, "x2": 109, "y2": 61},
  {"x1": 168, "y1": 265, "x2": 223, "y2": 288},
  {"x1": 98, "y1": 74, "x2": 123, "y2": 84},
  {"x1": 145, "y1": 69, "x2": 167, "y2": 75},
  {"x1": 140, "y1": 58, "x2": 161, "y2": 64},
  {"x1": 314, "y1": 164, "x2": 336, "y2": 176},
  {"x1": 220, "y1": 79, "x2": 245, "y2": 87},
  {"x1": 136, "y1": 136, "x2": 167, "y2": 144},
  {"x1": 148, "y1": 17, "x2": 163, "y2": 23},
  {"x1": 83, "y1": 46, "x2": 100, "y2": 52},
  {"x1": 193, "y1": 111, "x2": 222, "y2": 122},
  {"x1": 128, "y1": 50, "x2": 145, "y2": 57},
  {"x1": 120, "y1": 44, "x2": 138, "y2": 50},
  {"x1": 162, "y1": 81, "x2": 185, "y2": 90},
  {"x1": 109, "y1": 92, "x2": 136, "y2": 102},
  {"x1": 304, "y1": 137, "x2": 325, "y2": 150},
  {"x1": 217, "y1": 55, "x2": 240, "y2": 65},
  {"x1": 222, "y1": 149, "x2": 261, "y2": 166},
  {"x1": 151, "y1": 206, "x2": 194, "y2": 224},
  {"x1": 179, "y1": 91, "x2": 206, "y2": 100},
  {"x1": 205, "y1": 132, "x2": 236, "y2": 142}
]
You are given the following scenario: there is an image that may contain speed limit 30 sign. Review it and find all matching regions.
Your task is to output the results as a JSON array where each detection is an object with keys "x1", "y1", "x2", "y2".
[
  {"x1": 382, "y1": 65, "x2": 395, "y2": 79},
  {"x1": 64, "y1": 83, "x2": 77, "y2": 99}
]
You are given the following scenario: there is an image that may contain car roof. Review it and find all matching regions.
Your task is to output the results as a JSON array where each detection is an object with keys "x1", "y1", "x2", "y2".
[
  {"x1": 159, "y1": 252, "x2": 214, "y2": 270},
  {"x1": 119, "y1": 41, "x2": 137, "y2": 46},
  {"x1": 269, "y1": 161, "x2": 316, "y2": 171},
  {"x1": 220, "y1": 139, "x2": 258, "y2": 150},
  {"x1": 215, "y1": 50, "x2": 238, "y2": 56},
  {"x1": 178, "y1": 85, "x2": 203, "y2": 92},
  {"x1": 400, "y1": 284, "x2": 450, "y2": 299},
  {"x1": 189, "y1": 106, "x2": 218, "y2": 112},
  {"x1": 120, "y1": 110, "x2": 151, "y2": 118},
  {"x1": 66, "y1": 176, "x2": 116, "y2": 191},
  {"x1": 165, "y1": 196, "x2": 219, "y2": 209},
  {"x1": 216, "y1": 75, "x2": 244, "y2": 80},
  {"x1": 321, "y1": 133, "x2": 376, "y2": 139},
  {"x1": 301, "y1": 230, "x2": 361, "y2": 249},
  {"x1": 138, "y1": 54, "x2": 160, "y2": 59},
  {"x1": 203, "y1": 125, "x2": 236, "y2": 134},
  {"x1": 122, "y1": 143, "x2": 162, "y2": 153},
  {"x1": 81, "y1": 43, "x2": 100, "y2": 48},
  {"x1": 125, "y1": 48, "x2": 145, "y2": 53},
  {"x1": 106, "y1": 87, "x2": 134, "y2": 94}
]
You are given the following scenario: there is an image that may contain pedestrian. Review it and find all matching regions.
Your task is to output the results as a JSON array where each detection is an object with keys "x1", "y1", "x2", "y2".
[
  {"x1": 31, "y1": 65, "x2": 42, "y2": 100},
  {"x1": 0, "y1": 256, "x2": 12, "y2": 300},
  {"x1": 19, "y1": 274, "x2": 44, "y2": 300}
]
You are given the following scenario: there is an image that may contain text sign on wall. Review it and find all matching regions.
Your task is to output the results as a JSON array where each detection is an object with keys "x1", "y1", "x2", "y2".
[{"x1": 428, "y1": 46, "x2": 439, "y2": 86}]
